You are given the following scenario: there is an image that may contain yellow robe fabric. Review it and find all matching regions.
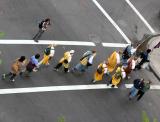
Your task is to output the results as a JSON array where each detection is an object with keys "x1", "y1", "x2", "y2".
[
  {"x1": 41, "y1": 54, "x2": 50, "y2": 65},
  {"x1": 59, "y1": 52, "x2": 71, "y2": 68},
  {"x1": 94, "y1": 63, "x2": 104, "y2": 81},
  {"x1": 111, "y1": 74, "x2": 121, "y2": 86},
  {"x1": 107, "y1": 51, "x2": 117, "y2": 73},
  {"x1": 111, "y1": 67, "x2": 122, "y2": 86}
]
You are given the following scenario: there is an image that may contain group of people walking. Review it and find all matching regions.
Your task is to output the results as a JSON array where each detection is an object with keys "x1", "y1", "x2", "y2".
[{"x1": 1, "y1": 18, "x2": 152, "y2": 101}]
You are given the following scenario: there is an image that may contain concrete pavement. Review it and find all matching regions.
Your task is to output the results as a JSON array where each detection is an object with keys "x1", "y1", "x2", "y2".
[
  {"x1": 0, "y1": 0, "x2": 160, "y2": 121},
  {"x1": 148, "y1": 36, "x2": 160, "y2": 80}
]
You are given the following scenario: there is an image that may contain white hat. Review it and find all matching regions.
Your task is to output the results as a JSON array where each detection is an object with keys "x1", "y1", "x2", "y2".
[{"x1": 70, "y1": 50, "x2": 75, "y2": 54}]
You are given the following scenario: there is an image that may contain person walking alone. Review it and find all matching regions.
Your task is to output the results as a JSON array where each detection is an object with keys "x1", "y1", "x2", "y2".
[
  {"x1": 33, "y1": 18, "x2": 51, "y2": 42},
  {"x1": 2, "y1": 56, "x2": 26, "y2": 82}
]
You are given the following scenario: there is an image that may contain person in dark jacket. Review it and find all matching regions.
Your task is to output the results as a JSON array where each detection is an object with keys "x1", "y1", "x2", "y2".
[
  {"x1": 135, "y1": 49, "x2": 151, "y2": 70},
  {"x1": 136, "y1": 80, "x2": 151, "y2": 101},
  {"x1": 129, "y1": 78, "x2": 144, "y2": 100},
  {"x1": 33, "y1": 18, "x2": 51, "y2": 42}
]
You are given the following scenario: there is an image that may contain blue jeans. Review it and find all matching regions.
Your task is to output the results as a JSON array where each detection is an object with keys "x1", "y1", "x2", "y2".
[
  {"x1": 74, "y1": 63, "x2": 87, "y2": 72},
  {"x1": 129, "y1": 86, "x2": 138, "y2": 98}
]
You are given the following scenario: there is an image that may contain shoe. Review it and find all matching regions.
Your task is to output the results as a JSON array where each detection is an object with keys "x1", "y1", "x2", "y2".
[
  {"x1": 10, "y1": 79, "x2": 15, "y2": 82},
  {"x1": 2, "y1": 74, "x2": 6, "y2": 80},
  {"x1": 92, "y1": 80, "x2": 96, "y2": 83},
  {"x1": 34, "y1": 40, "x2": 39, "y2": 43},
  {"x1": 111, "y1": 85, "x2": 115, "y2": 88},
  {"x1": 53, "y1": 68, "x2": 58, "y2": 71}
]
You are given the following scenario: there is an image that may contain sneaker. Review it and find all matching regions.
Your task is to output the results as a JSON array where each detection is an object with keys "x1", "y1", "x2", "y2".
[
  {"x1": 2, "y1": 74, "x2": 6, "y2": 80},
  {"x1": 34, "y1": 39, "x2": 39, "y2": 43},
  {"x1": 92, "y1": 80, "x2": 96, "y2": 83},
  {"x1": 53, "y1": 68, "x2": 58, "y2": 71},
  {"x1": 10, "y1": 79, "x2": 15, "y2": 82}
]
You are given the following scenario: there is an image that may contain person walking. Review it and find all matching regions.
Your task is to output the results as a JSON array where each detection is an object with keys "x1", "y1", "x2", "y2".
[
  {"x1": 2, "y1": 56, "x2": 26, "y2": 82},
  {"x1": 24, "y1": 54, "x2": 40, "y2": 76},
  {"x1": 72, "y1": 50, "x2": 96, "y2": 73},
  {"x1": 33, "y1": 18, "x2": 51, "y2": 42},
  {"x1": 110, "y1": 66, "x2": 126, "y2": 87},
  {"x1": 38, "y1": 44, "x2": 56, "y2": 66},
  {"x1": 106, "y1": 51, "x2": 121, "y2": 73},
  {"x1": 136, "y1": 80, "x2": 151, "y2": 101},
  {"x1": 135, "y1": 49, "x2": 151, "y2": 70},
  {"x1": 54, "y1": 50, "x2": 75, "y2": 73},
  {"x1": 92, "y1": 62, "x2": 108, "y2": 83},
  {"x1": 123, "y1": 56, "x2": 136, "y2": 79},
  {"x1": 129, "y1": 78, "x2": 144, "y2": 100}
]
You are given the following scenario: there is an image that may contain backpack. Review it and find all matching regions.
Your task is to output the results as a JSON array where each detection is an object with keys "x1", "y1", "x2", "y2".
[
  {"x1": 39, "y1": 20, "x2": 45, "y2": 29},
  {"x1": 44, "y1": 47, "x2": 51, "y2": 55}
]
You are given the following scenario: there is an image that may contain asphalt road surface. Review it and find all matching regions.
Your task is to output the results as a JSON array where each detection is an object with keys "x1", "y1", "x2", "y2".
[{"x1": 0, "y1": 0, "x2": 160, "y2": 122}]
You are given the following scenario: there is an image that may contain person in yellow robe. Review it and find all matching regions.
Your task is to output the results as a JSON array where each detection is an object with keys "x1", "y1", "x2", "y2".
[
  {"x1": 107, "y1": 51, "x2": 121, "y2": 73},
  {"x1": 92, "y1": 62, "x2": 108, "y2": 83},
  {"x1": 39, "y1": 44, "x2": 56, "y2": 66},
  {"x1": 54, "y1": 50, "x2": 75, "y2": 73},
  {"x1": 111, "y1": 66, "x2": 126, "y2": 87}
]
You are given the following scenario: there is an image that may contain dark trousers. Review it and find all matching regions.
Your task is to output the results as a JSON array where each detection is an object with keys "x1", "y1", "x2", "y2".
[
  {"x1": 6, "y1": 72, "x2": 16, "y2": 80},
  {"x1": 137, "y1": 90, "x2": 145, "y2": 101},
  {"x1": 135, "y1": 60, "x2": 145, "y2": 69},
  {"x1": 55, "y1": 63, "x2": 69, "y2": 73},
  {"x1": 55, "y1": 63, "x2": 62, "y2": 69},
  {"x1": 33, "y1": 29, "x2": 44, "y2": 41}
]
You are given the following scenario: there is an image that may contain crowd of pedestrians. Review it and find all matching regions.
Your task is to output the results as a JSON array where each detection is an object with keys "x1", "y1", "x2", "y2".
[{"x1": 1, "y1": 18, "x2": 152, "y2": 101}]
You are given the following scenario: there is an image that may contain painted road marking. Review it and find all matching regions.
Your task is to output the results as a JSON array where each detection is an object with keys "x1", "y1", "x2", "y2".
[
  {"x1": 102, "y1": 43, "x2": 130, "y2": 47},
  {"x1": 125, "y1": 0, "x2": 156, "y2": 34},
  {"x1": 92, "y1": 0, "x2": 131, "y2": 44},
  {"x1": 0, "y1": 40, "x2": 130, "y2": 48},
  {"x1": 0, "y1": 84, "x2": 159, "y2": 94},
  {"x1": 0, "y1": 40, "x2": 96, "y2": 46}
]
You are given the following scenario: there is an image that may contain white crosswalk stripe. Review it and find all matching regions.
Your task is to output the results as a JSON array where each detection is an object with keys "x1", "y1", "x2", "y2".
[{"x1": 0, "y1": 84, "x2": 159, "y2": 94}]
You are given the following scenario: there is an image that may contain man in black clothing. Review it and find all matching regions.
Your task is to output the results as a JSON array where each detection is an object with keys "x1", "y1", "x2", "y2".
[
  {"x1": 33, "y1": 18, "x2": 51, "y2": 42},
  {"x1": 135, "y1": 49, "x2": 151, "y2": 70}
]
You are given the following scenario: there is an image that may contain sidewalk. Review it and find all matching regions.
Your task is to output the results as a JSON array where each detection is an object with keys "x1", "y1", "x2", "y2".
[{"x1": 148, "y1": 36, "x2": 160, "y2": 81}]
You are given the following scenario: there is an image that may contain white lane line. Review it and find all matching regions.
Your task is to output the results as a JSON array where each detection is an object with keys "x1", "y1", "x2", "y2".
[
  {"x1": 102, "y1": 43, "x2": 130, "y2": 47},
  {"x1": 0, "y1": 84, "x2": 159, "y2": 95},
  {"x1": 0, "y1": 40, "x2": 96, "y2": 46},
  {"x1": 92, "y1": 0, "x2": 131, "y2": 44},
  {"x1": 125, "y1": 0, "x2": 156, "y2": 34}
]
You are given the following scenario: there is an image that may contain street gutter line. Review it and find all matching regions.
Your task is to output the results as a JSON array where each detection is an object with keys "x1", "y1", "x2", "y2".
[
  {"x1": 0, "y1": 84, "x2": 159, "y2": 94},
  {"x1": 125, "y1": 0, "x2": 156, "y2": 34},
  {"x1": 92, "y1": 0, "x2": 131, "y2": 44}
]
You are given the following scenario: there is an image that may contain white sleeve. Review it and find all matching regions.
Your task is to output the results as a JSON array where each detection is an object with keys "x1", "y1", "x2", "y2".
[
  {"x1": 88, "y1": 55, "x2": 94, "y2": 64},
  {"x1": 122, "y1": 72, "x2": 126, "y2": 79},
  {"x1": 68, "y1": 56, "x2": 72, "y2": 63},
  {"x1": 132, "y1": 60, "x2": 136, "y2": 69},
  {"x1": 104, "y1": 68, "x2": 108, "y2": 74},
  {"x1": 116, "y1": 53, "x2": 120, "y2": 64}
]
